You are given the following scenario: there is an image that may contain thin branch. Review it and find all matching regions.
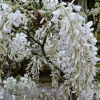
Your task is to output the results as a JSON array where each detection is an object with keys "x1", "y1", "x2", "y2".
[
  {"x1": 25, "y1": 27, "x2": 65, "y2": 80},
  {"x1": 40, "y1": 31, "x2": 65, "y2": 76},
  {"x1": 41, "y1": 42, "x2": 65, "y2": 75},
  {"x1": 30, "y1": 36, "x2": 42, "y2": 45},
  {"x1": 42, "y1": 32, "x2": 49, "y2": 47},
  {"x1": 23, "y1": 27, "x2": 42, "y2": 45}
]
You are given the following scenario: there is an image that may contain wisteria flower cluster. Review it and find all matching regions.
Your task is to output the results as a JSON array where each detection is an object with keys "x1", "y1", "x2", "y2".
[
  {"x1": 0, "y1": 74, "x2": 39, "y2": 100},
  {"x1": 0, "y1": 0, "x2": 99, "y2": 100}
]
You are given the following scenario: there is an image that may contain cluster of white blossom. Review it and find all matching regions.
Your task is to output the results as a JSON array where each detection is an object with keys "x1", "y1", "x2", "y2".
[
  {"x1": 3, "y1": 10, "x2": 27, "y2": 33},
  {"x1": 27, "y1": 56, "x2": 43, "y2": 80},
  {"x1": 0, "y1": 74, "x2": 56, "y2": 100},
  {"x1": 35, "y1": 0, "x2": 100, "y2": 99},
  {"x1": 0, "y1": 0, "x2": 99, "y2": 100},
  {"x1": 0, "y1": 0, "x2": 31, "y2": 66},
  {"x1": 0, "y1": 74, "x2": 39, "y2": 100},
  {"x1": 3, "y1": 76, "x2": 17, "y2": 91},
  {"x1": 8, "y1": 32, "x2": 31, "y2": 62}
]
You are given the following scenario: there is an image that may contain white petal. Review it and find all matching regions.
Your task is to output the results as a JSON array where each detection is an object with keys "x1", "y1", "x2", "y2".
[
  {"x1": 88, "y1": 52, "x2": 94, "y2": 57},
  {"x1": 52, "y1": 9, "x2": 60, "y2": 17},
  {"x1": 2, "y1": 4, "x2": 9, "y2": 10},
  {"x1": 83, "y1": 43, "x2": 91, "y2": 47},
  {"x1": 3, "y1": 24, "x2": 7, "y2": 32},
  {"x1": 91, "y1": 45, "x2": 98, "y2": 51},
  {"x1": 38, "y1": 10, "x2": 45, "y2": 15},
  {"x1": 92, "y1": 51, "x2": 97, "y2": 55},
  {"x1": 73, "y1": 5, "x2": 81, "y2": 12},
  {"x1": 60, "y1": 2, "x2": 66, "y2": 6},
  {"x1": 21, "y1": 0, "x2": 27, "y2": 3},
  {"x1": 51, "y1": 15, "x2": 58, "y2": 23},
  {"x1": 91, "y1": 38, "x2": 97, "y2": 44},
  {"x1": 94, "y1": 57, "x2": 100, "y2": 62},
  {"x1": 90, "y1": 28, "x2": 94, "y2": 31},
  {"x1": 40, "y1": 18, "x2": 45, "y2": 24},
  {"x1": 7, "y1": 13, "x2": 14, "y2": 19},
  {"x1": 74, "y1": 74, "x2": 79, "y2": 80},
  {"x1": 59, "y1": 28, "x2": 65, "y2": 35},
  {"x1": 13, "y1": 21, "x2": 19, "y2": 27},
  {"x1": 14, "y1": 10, "x2": 21, "y2": 20},
  {"x1": 91, "y1": 59, "x2": 96, "y2": 65},
  {"x1": 68, "y1": 3, "x2": 73, "y2": 11},
  {"x1": 86, "y1": 21, "x2": 93, "y2": 28}
]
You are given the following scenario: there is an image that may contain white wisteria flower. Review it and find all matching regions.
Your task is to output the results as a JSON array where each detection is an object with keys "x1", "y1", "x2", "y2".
[
  {"x1": 3, "y1": 10, "x2": 27, "y2": 33},
  {"x1": 72, "y1": 4, "x2": 82, "y2": 12},
  {"x1": 3, "y1": 76, "x2": 17, "y2": 90},
  {"x1": 1, "y1": 3, "x2": 9, "y2": 10},
  {"x1": 0, "y1": 0, "x2": 99, "y2": 100},
  {"x1": 8, "y1": 32, "x2": 31, "y2": 62},
  {"x1": 21, "y1": 0, "x2": 27, "y2": 3}
]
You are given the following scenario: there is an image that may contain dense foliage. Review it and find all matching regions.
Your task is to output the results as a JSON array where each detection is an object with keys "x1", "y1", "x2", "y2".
[{"x1": 0, "y1": 0, "x2": 100, "y2": 100}]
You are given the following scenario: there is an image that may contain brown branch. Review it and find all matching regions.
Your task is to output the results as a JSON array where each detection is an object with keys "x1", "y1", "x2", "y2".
[
  {"x1": 25, "y1": 27, "x2": 65, "y2": 80},
  {"x1": 42, "y1": 32, "x2": 49, "y2": 47},
  {"x1": 30, "y1": 36, "x2": 42, "y2": 45},
  {"x1": 41, "y1": 42, "x2": 65, "y2": 75},
  {"x1": 23, "y1": 27, "x2": 42, "y2": 46},
  {"x1": 40, "y1": 31, "x2": 65, "y2": 76}
]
